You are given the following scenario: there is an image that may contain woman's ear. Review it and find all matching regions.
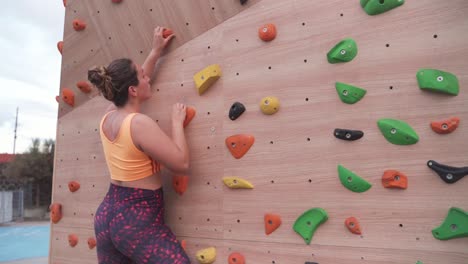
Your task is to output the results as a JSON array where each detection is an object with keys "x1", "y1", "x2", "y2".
[{"x1": 128, "y1": 85, "x2": 138, "y2": 97}]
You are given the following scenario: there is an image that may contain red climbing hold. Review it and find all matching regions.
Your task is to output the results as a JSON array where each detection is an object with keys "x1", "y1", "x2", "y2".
[
  {"x1": 173, "y1": 175, "x2": 189, "y2": 195},
  {"x1": 225, "y1": 134, "x2": 255, "y2": 159},
  {"x1": 72, "y1": 19, "x2": 86, "y2": 31},
  {"x1": 68, "y1": 181, "x2": 80, "y2": 192},
  {"x1": 163, "y1": 28, "x2": 174, "y2": 39},
  {"x1": 228, "y1": 252, "x2": 246, "y2": 264},
  {"x1": 62, "y1": 88, "x2": 75, "y2": 107},
  {"x1": 382, "y1": 170, "x2": 408, "y2": 189},
  {"x1": 258, "y1": 24, "x2": 277, "y2": 42},
  {"x1": 57, "y1": 41, "x2": 63, "y2": 54},
  {"x1": 87, "y1": 237, "x2": 96, "y2": 249},
  {"x1": 430, "y1": 117, "x2": 460, "y2": 134},
  {"x1": 68, "y1": 234, "x2": 79, "y2": 247},
  {"x1": 345, "y1": 217, "x2": 362, "y2": 235},
  {"x1": 112, "y1": 0, "x2": 123, "y2": 3},
  {"x1": 76, "y1": 81, "x2": 91, "y2": 93},
  {"x1": 183, "y1": 106, "x2": 196, "y2": 128},
  {"x1": 181, "y1": 240, "x2": 187, "y2": 250},
  {"x1": 63, "y1": 0, "x2": 66, "y2": 7},
  {"x1": 50, "y1": 203, "x2": 62, "y2": 224},
  {"x1": 264, "y1": 213, "x2": 282, "y2": 235}
]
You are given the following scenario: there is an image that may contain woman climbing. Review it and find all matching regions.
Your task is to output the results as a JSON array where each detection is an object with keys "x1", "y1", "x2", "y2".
[{"x1": 88, "y1": 26, "x2": 191, "y2": 264}]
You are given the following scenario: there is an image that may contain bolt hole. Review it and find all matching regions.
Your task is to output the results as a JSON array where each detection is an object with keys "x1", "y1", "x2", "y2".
[
  {"x1": 302, "y1": 22, "x2": 305, "y2": 26},
  {"x1": 399, "y1": 224, "x2": 403, "y2": 227},
  {"x1": 308, "y1": 179, "x2": 312, "y2": 183},
  {"x1": 304, "y1": 59, "x2": 307, "y2": 63},
  {"x1": 211, "y1": 7, "x2": 215, "y2": 10},
  {"x1": 268, "y1": 66, "x2": 272, "y2": 70},
  {"x1": 340, "y1": 13, "x2": 344, "y2": 16},
  {"x1": 208, "y1": 46, "x2": 211, "y2": 49},
  {"x1": 386, "y1": 44, "x2": 390, "y2": 47},
  {"x1": 150, "y1": 9, "x2": 153, "y2": 11},
  {"x1": 271, "y1": 180, "x2": 275, "y2": 183},
  {"x1": 379, "y1": 0, "x2": 385, "y2": 4},
  {"x1": 237, "y1": 219, "x2": 240, "y2": 223},
  {"x1": 186, "y1": 22, "x2": 189, "y2": 26},
  {"x1": 433, "y1": 34, "x2": 438, "y2": 38},
  {"x1": 305, "y1": 98, "x2": 309, "y2": 101},
  {"x1": 128, "y1": 23, "x2": 131, "y2": 27}
]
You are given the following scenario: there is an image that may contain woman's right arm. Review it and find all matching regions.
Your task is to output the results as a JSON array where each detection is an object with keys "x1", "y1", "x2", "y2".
[{"x1": 133, "y1": 103, "x2": 189, "y2": 174}]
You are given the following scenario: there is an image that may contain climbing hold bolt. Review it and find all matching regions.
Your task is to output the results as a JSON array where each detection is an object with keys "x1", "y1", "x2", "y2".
[
  {"x1": 382, "y1": 170, "x2": 408, "y2": 189},
  {"x1": 417, "y1": 69, "x2": 459, "y2": 96},
  {"x1": 196, "y1": 247, "x2": 216, "y2": 264},
  {"x1": 193, "y1": 64, "x2": 221, "y2": 95},
  {"x1": 432, "y1": 207, "x2": 468, "y2": 240},
  {"x1": 430, "y1": 117, "x2": 459, "y2": 134},
  {"x1": 265, "y1": 213, "x2": 282, "y2": 235},
  {"x1": 338, "y1": 165, "x2": 372, "y2": 193},
  {"x1": 360, "y1": 0, "x2": 405, "y2": 16},
  {"x1": 335, "y1": 82, "x2": 366, "y2": 104},
  {"x1": 293, "y1": 208, "x2": 328, "y2": 245},
  {"x1": 260, "y1": 96, "x2": 280, "y2": 115},
  {"x1": 223, "y1": 177, "x2": 254, "y2": 189},
  {"x1": 327, "y1": 38, "x2": 358, "y2": 63},
  {"x1": 427, "y1": 160, "x2": 467, "y2": 184},
  {"x1": 377, "y1": 118, "x2": 419, "y2": 145},
  {"x1": 229, "y1": 102, "x2": 246, "y2": 120},
  {"x1": 225, "y1": 134, "x2": 255, "y2": 159},
  {"x1": 258, "y1": 24, "x2": 277, "y2": 42},
  {"x1": 345, "y1": 216, "x2": 362, "y2": 235},
  {"x1": 334, "y1": 128, "x2": 364, "y2": 141}
]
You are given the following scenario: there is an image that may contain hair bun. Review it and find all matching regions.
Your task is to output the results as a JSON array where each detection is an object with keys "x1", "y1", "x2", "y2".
[{"x1": 88, "y1": 66, "x2": 114, "y2": 100}]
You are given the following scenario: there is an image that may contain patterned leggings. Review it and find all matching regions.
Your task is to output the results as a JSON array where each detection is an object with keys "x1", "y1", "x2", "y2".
[{"x1": 94, "y1": 183, "x2": 190, "y2": 263}]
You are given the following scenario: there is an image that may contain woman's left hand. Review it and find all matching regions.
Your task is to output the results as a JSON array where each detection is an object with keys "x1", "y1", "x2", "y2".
[{"x1": 152, "y1": 26, "x2": 174, "y2": 53}]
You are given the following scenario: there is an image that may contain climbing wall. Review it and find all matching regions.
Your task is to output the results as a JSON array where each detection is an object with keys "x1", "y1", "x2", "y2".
[{"x1": 51, "y1": 0, "x2": 468, "y2": 263}]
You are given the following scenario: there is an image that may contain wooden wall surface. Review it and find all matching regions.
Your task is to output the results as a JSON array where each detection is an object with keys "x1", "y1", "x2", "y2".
[{"x1": 51, "y1": 0, "x2": 468, "y2": 263}]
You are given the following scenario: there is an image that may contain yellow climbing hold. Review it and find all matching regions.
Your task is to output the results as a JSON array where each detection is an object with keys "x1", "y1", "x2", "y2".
[
  {"x1": 193, "y1": 64, "x2": 221, "y2": 95},
  {"x1": 196, "y1": 247, "x2": 217, "y2": 264},
  {"x1": 223, "y1": 177, "x2": 254, "y2": 189},
  {"x1": 260, "y1": 96, "x2": 280, "y2": 115}
]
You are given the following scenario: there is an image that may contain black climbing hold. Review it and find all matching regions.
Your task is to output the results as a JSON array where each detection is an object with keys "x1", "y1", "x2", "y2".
[
  {"x1": 229, "y1": 102, "x2": 246, "y2": 120},
  {"x1": 240, "y1": 0, "x2": 248, "y2": 5},
  {"x1": 334, "y1": 129, "x2": 364, "y2": 141},
  {"x1": 427, "y1": 160, "x2": 468, "y2": 184}
]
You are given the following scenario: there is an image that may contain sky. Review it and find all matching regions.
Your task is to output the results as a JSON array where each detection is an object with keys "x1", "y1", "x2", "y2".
[{"x1": 0, "y1": 1, "x2": 64, "y2": 154}]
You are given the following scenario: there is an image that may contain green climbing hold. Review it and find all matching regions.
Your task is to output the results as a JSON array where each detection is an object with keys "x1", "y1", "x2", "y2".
[
  {"x1": 293, "y1": 208, "x2": 328, "y2": 245},
  {"x1": 377, "y1": 118, "x2": 419, "y2": 145},
  {"x1": 417, "y1": 69, "x2": 459, "y2": 96},
  {"x1": 335, "y1": 82, "x2": 367, "y2": 104},
  {"x1": 360, "y1": 0, "x2": 405, "y2": 16},
  {"x1": 432, "y1": 207, "x2": 468, "y2": 240},
  {"x1": 338, "y1": 165, "x2": 372, "y2": 193},
  {"x1": 416, "y1": 262, "x2": 423, "y2": 264},
  {"x1": 327, "y1": 39, "x2": 358, "y2": 64}
]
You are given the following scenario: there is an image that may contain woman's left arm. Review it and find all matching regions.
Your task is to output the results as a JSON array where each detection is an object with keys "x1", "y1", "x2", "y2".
[{"x1": 142, "y1": 26, "x2": 174, "y2": 83}]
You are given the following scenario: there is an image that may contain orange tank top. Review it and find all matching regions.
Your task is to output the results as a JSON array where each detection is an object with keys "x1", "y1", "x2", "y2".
[{"x1": 99, "y1": 111, "x2": 160, "y2": 181}]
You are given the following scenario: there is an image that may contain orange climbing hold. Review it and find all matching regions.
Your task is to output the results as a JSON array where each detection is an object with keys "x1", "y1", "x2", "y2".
[
  {"x1": 183, "y1": 106, "x2": 196, "y2": 128},
  {"x1": 228, "y1": 252, "x2": 246, "y2": 264},
  {"x1": 258, "y1": 24, "x2": 277, "y2": 42},
  {"x1": 172, "y1": 175, "x2": 189, "y2": 196},
  {"x1": 76, "y1": 81, "x2": 91, "y2": 93},
  {"x1": 225, "y1": 134, "x2": 255, "y2": 159},
  {"x1": 264, "y1": 213, "x2": 282, "y2": 235},
  {"x1": 68, "y1": 181, "x2": 80, "y2": 192},
  {"x1": 57, "y1": 41, "x2": 63, "y2": 54},
  {"x1": 87, "y1": 237, "x2": 96, "y2": 249},
  {"x1": 72, "y1": 19, "x2": 86, "y2": 31},
  {"x1": 430, "y1": 117, "x2": 460, "y2": 134},
  {"x1": 345, "y1": 217, "x2": 362, "y2": 235},
  {"x1": 63, "y1": 0, "x2": 66, "y2": 7},
  {"x1": 382, "y1": 170, "x2": 408, "y2": 189},
  {"x1": 50, "y1": 203, "x2": 62, "y2": 223},
  {"x1": 68, "y1": 234, "x2": 79, "y2": 247},
  {"x1": 62, "y1": 88, "x2": 75, "y2": 107},
  {"x1": 181, "y1": 240, "x2": 187, "y2": 251},
  {"x1": 163, "y1": 28, "x2": 174, "y2": 39}
]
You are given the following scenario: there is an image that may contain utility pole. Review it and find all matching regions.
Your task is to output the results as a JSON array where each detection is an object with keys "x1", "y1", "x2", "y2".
[{"x1": 13, "y1": 107, "x2": 18, "y2": 154}]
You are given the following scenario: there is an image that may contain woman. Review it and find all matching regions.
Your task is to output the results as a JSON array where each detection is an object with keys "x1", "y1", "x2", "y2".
[{"x1": 88, "y1": 27, "x2": 191, "y2": 263}]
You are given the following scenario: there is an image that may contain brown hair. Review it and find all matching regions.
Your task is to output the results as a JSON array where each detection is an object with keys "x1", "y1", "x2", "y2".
[{"x1": 88, "y1": 58, "x2": 139, "y2": 107}]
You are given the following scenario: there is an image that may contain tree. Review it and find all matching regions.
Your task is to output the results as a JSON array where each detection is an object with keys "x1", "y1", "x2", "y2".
[{"x1": 4, "y1": 138, "x2": 55, "y2": 207}]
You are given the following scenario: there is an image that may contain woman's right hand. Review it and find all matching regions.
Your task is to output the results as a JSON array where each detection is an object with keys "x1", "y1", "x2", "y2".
[{"x1": 172, "y1": 103, "x2": 187, "y2": 125}]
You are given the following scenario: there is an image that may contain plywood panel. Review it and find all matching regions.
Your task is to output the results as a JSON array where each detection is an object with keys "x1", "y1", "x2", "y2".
[{"x1": 51, "y1": 0, "x2": 468, "y2": 263}]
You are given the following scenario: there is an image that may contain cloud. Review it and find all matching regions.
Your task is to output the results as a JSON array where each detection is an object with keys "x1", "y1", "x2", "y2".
[{"x1": 0, "y1": 0, "x2": 64, "y2": 153}]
